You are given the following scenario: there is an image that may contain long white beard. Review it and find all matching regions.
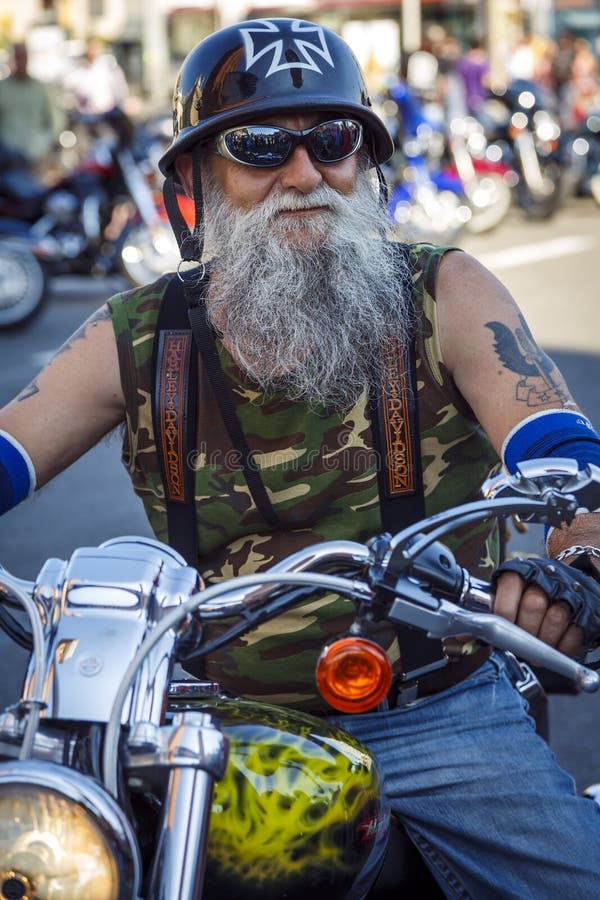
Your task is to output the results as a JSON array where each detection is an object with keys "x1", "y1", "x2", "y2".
[{"x1": 199, "y1": 163, "x2": 415, "y2": 411}]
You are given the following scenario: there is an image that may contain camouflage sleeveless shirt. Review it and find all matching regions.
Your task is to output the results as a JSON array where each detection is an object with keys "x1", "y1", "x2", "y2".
[{"x1": 109, "y1": 242, "x2": 500, "y2": 710}]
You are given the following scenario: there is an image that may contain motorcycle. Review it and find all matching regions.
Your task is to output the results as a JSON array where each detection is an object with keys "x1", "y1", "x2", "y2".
[
  {"x1": 558, "y1": 111, "x2": 600, "y2": 206},
  {"x1": 0, "y1": 235, "x2": 48, "y2": 329},
  {"x1": 444, "y1": 115, "x2": 513, "y2": 235},
  {"x1": 383, "y1": 81, "x2": 512, "y2": 241},
  {"x1": 0, "y1": 457, "x2": 598, "y2": 898},
  {"x1": 480, "y1": 79, "x2": 564, "y2": 219},
  {"x1": 0, "y1": 110, "x2": 180, "y2": 329}
]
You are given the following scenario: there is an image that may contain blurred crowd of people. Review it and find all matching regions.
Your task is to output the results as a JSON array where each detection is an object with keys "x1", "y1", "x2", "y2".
[{"x1": 403, "y1": 26, "x2": 600, "y2": 131}]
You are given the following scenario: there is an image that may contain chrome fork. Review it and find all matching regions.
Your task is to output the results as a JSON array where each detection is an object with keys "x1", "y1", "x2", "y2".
[{"x1": 126, "y1": 711, "x2": 229, "y2": 900}]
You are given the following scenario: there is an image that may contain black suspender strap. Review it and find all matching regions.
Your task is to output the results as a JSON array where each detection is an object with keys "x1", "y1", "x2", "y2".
[
  {"x1": 151, "y1": 274, "x2": 203, "y2": 565},
  {"x1": 369, "y1": 242, "x2": 424, "y2": 534},
  {"x1": 369, "y1": 332, "x2": 424, "y2": 533},
  {"x1": 187, "y1": 302, "x2": 283, "y2": 529},
  {"x1": 370, "y1": 332, "x2": 440, "y2": 675},
  {"x1": 367, "y1": 245, "x2": 443, "y2": 677}
]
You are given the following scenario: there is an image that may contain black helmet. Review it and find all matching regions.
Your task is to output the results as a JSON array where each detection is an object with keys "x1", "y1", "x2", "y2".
[{"x1": 159, "y1": 17, "x2": 393, "y2": 175}]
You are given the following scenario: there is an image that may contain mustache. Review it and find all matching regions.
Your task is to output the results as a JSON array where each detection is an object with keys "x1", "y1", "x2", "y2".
[
  {"x1": 265, "y1": 187, "x2": 341, "y2": 215},
  {"x1": 237, "y1": 182, "x2": 370, "y2": 233}
]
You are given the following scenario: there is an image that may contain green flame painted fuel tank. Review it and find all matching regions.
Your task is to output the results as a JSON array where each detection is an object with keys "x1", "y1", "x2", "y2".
[{"x1": 168, "y1": 695, "x2": 389, "y2": 899}]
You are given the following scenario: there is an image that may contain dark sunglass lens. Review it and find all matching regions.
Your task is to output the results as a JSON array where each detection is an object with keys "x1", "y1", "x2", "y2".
[
  {"x1": 224, "y1": 127, "x2": 292, "y2": 167},
  {"x1": 311, "y1": 121, "x2": 361, "y2": 162}
]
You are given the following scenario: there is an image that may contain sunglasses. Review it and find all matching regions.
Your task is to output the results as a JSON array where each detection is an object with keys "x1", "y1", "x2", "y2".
[{"x1": 211, "y1": 119, "x2": 363, "y2": 168}]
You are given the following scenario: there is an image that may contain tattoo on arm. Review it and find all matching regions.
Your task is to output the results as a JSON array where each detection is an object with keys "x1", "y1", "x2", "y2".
[
  {"x1": 485, "y1": 314, "x2": 570, "y2": 407},
  {"x1": 52, "y1": 305, "x2": 112, "y2": 363},
  {"x1": 16, "y1": 378, "x2": 40, "y2": 402},
  {"x1": 15, "y1": 306, "x2": 112, "y2": 403}
]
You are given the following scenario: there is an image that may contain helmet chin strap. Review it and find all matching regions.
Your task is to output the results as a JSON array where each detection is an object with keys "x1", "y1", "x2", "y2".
[
  {"x1": 162, "y1": 146, "x2": 205, "y2": 263},
  {"x1": 191, "y1": 146, "x2": 205, "y2": 260},
  {"x1": 367, "y1": 132, "x2": 389, "y2": 207},
  {"x1": 374, "y1": 160, "x2": 389, "y2": 206}
]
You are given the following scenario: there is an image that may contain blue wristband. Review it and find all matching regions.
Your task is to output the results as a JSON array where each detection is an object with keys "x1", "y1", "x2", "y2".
[
  {"x1": 0, "y1": 431, "x2": 36, "y2": 514},
  {"x1": 502, "y1": 410, "x2": 600, "y2": 474}
]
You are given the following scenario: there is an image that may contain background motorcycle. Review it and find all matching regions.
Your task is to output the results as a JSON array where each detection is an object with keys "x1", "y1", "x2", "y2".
[
  {"x1": 444, "y1": 114, "x2": 514, "y2": 234},
  {"x1": 558, "y1": 110, "x2": 600, "y2": 206},
  {"x1": 0, "y1": 234, "x2": 48, "y2": 329},
  {"x1": 383, "y1": 81, "x2": 513, "y2": 241},
  {"x1": 481, "y1": 79, "x2": 564, "y2": 219},
  {"x1": 0, "y1": 110, "x2": 180, "y2": 329},
  {"x1": 0, "y1": 458, "x2": 598, "y2": 898}
]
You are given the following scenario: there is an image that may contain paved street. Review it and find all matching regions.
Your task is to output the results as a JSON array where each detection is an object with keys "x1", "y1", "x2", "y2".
[{"x1": 0, "y1": 195, "x2": 599, "y2": 787}]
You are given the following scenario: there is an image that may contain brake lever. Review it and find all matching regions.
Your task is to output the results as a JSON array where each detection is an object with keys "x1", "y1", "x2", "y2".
[{"x1": 385, "y1": 575, "x2": 600, "y2": 693}]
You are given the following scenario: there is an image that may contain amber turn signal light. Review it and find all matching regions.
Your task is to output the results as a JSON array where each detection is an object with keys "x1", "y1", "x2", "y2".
[{"x1": 316, "y1": 637, "x2": 392, "y2": 714}]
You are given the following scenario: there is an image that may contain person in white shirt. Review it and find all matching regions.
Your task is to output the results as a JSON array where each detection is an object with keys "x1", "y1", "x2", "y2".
[{"x1": 64, "y1": 37, "x2": 129, "y2": 117}]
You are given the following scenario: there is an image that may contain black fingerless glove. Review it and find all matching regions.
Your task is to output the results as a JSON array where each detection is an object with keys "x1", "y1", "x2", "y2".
[{"x1": 492, "y1": 557, "x2": 600, "y2": 647}]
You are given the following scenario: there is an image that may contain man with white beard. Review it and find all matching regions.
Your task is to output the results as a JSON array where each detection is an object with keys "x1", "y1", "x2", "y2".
[{"x1": 2, "y1": 17, "x2": 600, "y2": 897}]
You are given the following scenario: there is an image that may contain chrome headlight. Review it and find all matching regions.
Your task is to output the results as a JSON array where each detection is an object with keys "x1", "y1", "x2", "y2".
[{"x1": 0, "y1": 760, "x2": 140, "y2": 900}]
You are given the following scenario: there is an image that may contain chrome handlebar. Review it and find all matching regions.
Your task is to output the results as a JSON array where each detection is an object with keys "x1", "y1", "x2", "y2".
[{"x1": 196, "y1": 540, "x2": 372, "y2": 615}]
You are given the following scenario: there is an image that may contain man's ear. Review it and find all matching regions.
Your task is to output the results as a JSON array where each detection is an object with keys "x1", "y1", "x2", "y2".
[{"x1": 174, "y1": 154, "x2": 194, "y2": 196}]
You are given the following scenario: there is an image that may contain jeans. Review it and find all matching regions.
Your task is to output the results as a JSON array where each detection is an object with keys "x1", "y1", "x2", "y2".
[{"x1": 328, "y1": 652, "x2": 600, "y2": 899}]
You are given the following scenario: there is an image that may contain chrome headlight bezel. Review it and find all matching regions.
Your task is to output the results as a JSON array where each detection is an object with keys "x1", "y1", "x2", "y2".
[{"x1": 0, "y1": 759, "x2": 141, "y2": 900}]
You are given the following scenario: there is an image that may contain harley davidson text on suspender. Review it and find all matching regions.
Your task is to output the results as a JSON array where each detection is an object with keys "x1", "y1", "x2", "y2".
[{"x1": 155, "y1": 330, "x2": 193, "y2": 503}]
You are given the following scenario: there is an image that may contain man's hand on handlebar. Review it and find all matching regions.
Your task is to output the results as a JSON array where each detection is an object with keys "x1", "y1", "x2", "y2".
[
  {"x1": 489, "y1": 506, "x2": 600, "y2": 658},
  {"x1": 492, "y1": 571, "x2": 584, "y2": 657}
]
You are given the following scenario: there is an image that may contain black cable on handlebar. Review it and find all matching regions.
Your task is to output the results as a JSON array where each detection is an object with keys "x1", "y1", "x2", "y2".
[
  {"x1": 387, "y1": 496, "x2": 573, "y2": 574},
  {"x1": 178, "y1": 583, "x2": 350, "y2": 664},
  {"x1": 0, "y1": 606, "x2": 33, "y2": 650}
]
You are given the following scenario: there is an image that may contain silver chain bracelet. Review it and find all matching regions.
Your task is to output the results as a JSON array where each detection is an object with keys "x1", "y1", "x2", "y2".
[{"x1": 555, "y1": 545, "x2": 600, "y2": 562}]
